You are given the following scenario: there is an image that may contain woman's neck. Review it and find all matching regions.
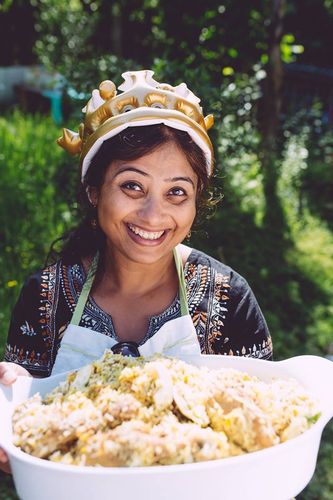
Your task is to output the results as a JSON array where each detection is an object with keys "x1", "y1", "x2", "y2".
[{"x1": 97, "y1": 246, "x2": 177, "y2": 297}]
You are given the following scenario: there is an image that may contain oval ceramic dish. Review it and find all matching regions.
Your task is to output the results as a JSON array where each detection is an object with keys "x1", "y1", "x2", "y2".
[{"x1": 1, "y1": 355, "x2": 332, "y2": 500}]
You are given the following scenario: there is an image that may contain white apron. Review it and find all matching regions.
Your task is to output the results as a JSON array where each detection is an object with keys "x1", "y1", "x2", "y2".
[{"x1": 51, "y1": 247, "x2": 201, "y2": 375}]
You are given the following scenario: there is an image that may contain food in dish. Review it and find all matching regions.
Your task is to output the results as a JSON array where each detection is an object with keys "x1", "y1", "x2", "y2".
[{"x1": 12, "y1": 353, "x2": 320, "y2": 466}]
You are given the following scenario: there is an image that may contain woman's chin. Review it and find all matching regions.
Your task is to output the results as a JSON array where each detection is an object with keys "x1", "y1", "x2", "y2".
[{"x1": 118, "y1": 238, "x2": 176, "y2": 266}]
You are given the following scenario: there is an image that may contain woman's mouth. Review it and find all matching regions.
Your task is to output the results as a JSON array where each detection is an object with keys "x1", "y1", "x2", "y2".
[{"x1": 127, "y1": 223, "x2": 166, "y2": 243}]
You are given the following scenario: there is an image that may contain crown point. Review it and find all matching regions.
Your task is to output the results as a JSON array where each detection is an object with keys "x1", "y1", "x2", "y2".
[
  {"x1": 57, "y1": 128, "x2": 82, "y2": 155},
  {"x1": 99, "y1": 80, "x2": 116, "y2": 100},
  {"x1": 204, "y1": 114, "x2": 214, "y2": 130}
]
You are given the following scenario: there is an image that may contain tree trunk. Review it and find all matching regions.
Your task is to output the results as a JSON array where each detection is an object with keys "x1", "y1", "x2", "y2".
[
  {"x1": 111, "y1": 2, "x2": 123, "y2": 58},
  {"x1": 261, "y1": 0, "x2": 285, "y2": 150},
  {"x1": 259, "y1": 0, "x2": 285, "y2": 230},
  {"x1": 98, "y1": 1, "x2": 123, "y2": 58}
]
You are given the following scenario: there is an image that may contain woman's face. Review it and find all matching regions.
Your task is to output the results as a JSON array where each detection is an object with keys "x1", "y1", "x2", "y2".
[{"x1": 91, "y1": 142, "x2": 198, "y2": 266}]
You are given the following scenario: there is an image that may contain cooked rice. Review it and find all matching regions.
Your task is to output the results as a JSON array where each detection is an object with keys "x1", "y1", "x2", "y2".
[{"x1": 12, "y1": 353, "x2": 320, "y2": 466}]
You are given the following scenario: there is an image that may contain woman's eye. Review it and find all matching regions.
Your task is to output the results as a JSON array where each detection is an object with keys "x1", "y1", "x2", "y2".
[
  {"x1": 121, "y1": 181, "x2": 142, "y2": 192},
  {"x1": 168, "y1": 187, "x2": 186, "y2": 197}
]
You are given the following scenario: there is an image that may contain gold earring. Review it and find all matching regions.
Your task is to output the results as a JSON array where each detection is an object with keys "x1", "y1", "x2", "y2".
[{"x1": 186, "y1": 230, "x2": 192, "y2": 240}]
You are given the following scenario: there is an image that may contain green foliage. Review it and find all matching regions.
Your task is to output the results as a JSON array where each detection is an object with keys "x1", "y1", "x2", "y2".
[
  {"x1": 0, "y1": 111, "x2": 78, "y2": 359},
  {"x1": 27, "y1": 0, "x2": 273, "y2": 92},
  {"x1": 299, "y1": 422, "x2": 333, "y2": 500},
  {"x1": 280, "y1": 33, "x2": 304, "y2": 64},
  {"x1": 217, "y1": 70, "x2": 265, "y2": 222},
  {"x1": 0, "y1": 472, "x2": 18, "y2": 499},
  {"x1": 0, "y1": 0, "x2": 13, "y2": 12},
  {"x1": 31, "y1": 0, "x2": 96, "y2": 72}
]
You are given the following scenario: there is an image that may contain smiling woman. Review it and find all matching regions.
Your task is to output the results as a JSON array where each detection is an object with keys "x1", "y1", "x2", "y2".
[
  {"x1": 79, "y1": 124, "x2": 206, "y2": 266},
  {"x1": 0, "y1": 70, "x2": 273, "y2": 473},
  {"x1": 73, "y1": 127, "x2": 203, "y2": 342},
  {"x1": 94, "y1": 143, "x2": 197, "y2": 259}
]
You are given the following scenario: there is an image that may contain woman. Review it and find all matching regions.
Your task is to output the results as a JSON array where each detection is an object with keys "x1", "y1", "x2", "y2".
[{"x1": 0, "y1": 70, "x2": 272, "y2": 470}]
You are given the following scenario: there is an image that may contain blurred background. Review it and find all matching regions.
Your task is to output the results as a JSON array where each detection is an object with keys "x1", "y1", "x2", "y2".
[{"x1": 0, "y1": 0, "x2": 332, "y2": 497}]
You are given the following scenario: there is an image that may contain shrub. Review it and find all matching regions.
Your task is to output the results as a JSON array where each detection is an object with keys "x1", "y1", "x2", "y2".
[{"x1": 0, "y1": 110, "x2": 78, "y2": 357}]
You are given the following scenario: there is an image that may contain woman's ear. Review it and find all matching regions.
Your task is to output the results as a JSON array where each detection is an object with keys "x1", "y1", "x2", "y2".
[{"x1": 86, "y1": 186, "x2": 99, "y2": 206}]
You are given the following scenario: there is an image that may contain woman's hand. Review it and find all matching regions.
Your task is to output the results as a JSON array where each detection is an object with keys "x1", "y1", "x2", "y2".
[
  {"x1": 0, "y1": 447, "x2": 11, "y2": 474},
  {"x1": 0, "y1": 362, "x2": 31, "y2": 474},
  {"x1": 0, "y1": 361, "x2": 31, "y2": 385}
]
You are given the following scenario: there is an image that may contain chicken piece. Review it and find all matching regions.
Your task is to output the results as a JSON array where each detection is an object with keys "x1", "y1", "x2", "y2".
[
  {"x1": 173, "y1": 382, "x2": 210, "y2": 426},
  {"x1": 250, "y1": 378, "x2": 320, "y2": 438},
  {"x1": 75, "y1": 418, "x2": 231, "y2": 467},
  {"x1": 166, "y1": 360, "x2": 213, "y2": 426},
  {"x1": 76, "y1": 421, "x2": 157, "y2": 467},
  {"x1": 13, "y1": 392, "x2": 103, "y2": 458},
  {"x1": 93, "y1": 386, "x2": 142, "y2": 427},
  {"x1": 207, "y1": 387, "x2": 279, "y2": 452},
  {"x1": 13, "y1": 385, "x2": 146, "y2": 459}
]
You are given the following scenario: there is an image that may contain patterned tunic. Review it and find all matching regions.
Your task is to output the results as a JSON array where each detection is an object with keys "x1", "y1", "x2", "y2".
[{"x1": 4, "y1": 248, "x2": 273, "y2": 377}]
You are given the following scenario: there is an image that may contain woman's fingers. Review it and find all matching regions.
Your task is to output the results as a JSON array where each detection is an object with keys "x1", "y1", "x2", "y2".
[
  {"x1": 0, "y1": 367, "x2": 17, "y2": 385},
  {"x1": 0, "y1": 363, "x2": 30, "y2": 475},
  {"x1": 0, "y1": 447, "x2": 11, "y2": 474},
  {"x1": 0, "y1": 362, "x2": 17, "y2": 385},
  {"x1": 0, "y1": 363, "x2": 29, "y2": 475},
  {"x1": 0, "y1": 362, "x2": 31, "y2": 385},
  {"x1": 0, "y1": 361, "x2": 31, "y2": 474}
]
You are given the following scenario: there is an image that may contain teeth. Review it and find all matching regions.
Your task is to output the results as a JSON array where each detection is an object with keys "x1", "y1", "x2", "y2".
[{"x1": 128, "y1": 224, "x2": 164, "y2": 240}]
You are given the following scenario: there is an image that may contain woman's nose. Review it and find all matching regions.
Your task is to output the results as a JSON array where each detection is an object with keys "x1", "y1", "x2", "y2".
[{"x1": 137, "y1": 196, "x2": 165, "y2": 224}]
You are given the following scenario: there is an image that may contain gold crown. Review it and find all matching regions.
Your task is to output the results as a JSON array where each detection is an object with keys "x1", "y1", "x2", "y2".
[{"x1": 57, "y1": 70, "x2": 214, "y2": 180}]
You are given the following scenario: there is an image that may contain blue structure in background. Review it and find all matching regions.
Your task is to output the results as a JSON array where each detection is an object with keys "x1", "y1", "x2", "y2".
[{"x1": 41, "y1": 89, "x2": 62, "y2": 125}]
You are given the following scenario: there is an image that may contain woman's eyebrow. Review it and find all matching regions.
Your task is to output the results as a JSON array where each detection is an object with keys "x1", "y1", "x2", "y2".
[
  {"x1": 113, "y1": 166, "x2": 149, "y2": 178},
  {"x1": 113, "y1": 169, "x2": 195, "y2": 188},
  {"x1": 164, "y1": 176, "x2": 195, "y2": 188}
]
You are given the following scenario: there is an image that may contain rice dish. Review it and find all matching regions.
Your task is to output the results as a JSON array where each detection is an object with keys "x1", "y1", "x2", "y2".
[{"x1": 12, "y1": 353, "x2": 320, "y2": 467}]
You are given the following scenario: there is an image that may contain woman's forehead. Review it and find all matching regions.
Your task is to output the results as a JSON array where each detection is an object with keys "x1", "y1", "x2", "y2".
[{"x1": 106, "y1": 143, "x2": 198, "y2": 179}]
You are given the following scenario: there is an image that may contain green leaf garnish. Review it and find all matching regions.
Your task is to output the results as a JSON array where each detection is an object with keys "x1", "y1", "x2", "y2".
[{"x1": 306, "y1": 413, "x2": 321, "y2": 425}]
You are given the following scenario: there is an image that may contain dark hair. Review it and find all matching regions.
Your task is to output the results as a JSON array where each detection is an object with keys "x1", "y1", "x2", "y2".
[{"x1": 52, "y1": 124, "x2": 217, "y2": 263}]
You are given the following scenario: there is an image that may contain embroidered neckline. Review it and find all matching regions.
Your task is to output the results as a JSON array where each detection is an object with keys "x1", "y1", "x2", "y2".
[
  {"x1": 87, "y1": 293, "x2": 181, "y2": 345},
  {"x1": 74, "y1": 258, "x2": 198, "y2": 344}
]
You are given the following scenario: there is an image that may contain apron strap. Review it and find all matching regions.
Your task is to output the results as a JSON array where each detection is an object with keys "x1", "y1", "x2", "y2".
[
  {"x1": 71, "y1": 253, "x2": 99, "y2": 326},
  {"x1": 173, "y1": 247, "x2": 190, "y2": 317},
  {"x1": 71, "y1": 247, "x2": 189, "y2": 326}
]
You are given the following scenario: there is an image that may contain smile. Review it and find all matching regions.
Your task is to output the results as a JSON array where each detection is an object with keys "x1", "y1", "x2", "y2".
[{"x1": 127, "y1": 223, "x2": 165, "y2": 240}]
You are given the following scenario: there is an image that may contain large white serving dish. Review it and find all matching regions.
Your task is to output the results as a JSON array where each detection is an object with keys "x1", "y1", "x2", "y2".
[{"x1": 1, "y1": 355, "x2": 333, "y2": 500}]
